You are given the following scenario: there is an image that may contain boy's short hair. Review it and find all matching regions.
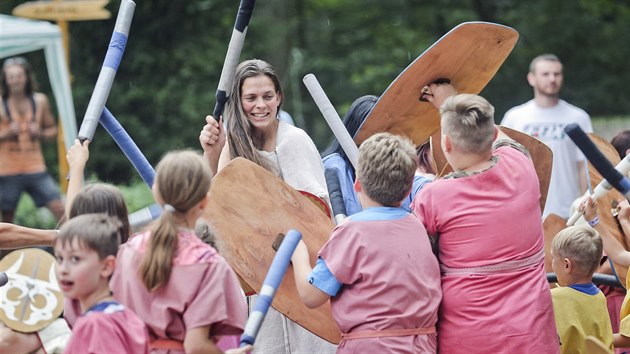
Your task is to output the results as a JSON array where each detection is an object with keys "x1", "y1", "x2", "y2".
[
  {"x1": 440, "y1": 94, "x2": 496, "y2": 154},
  {"x1": 552, "y1": 225, "x2": 602, "y2": 276},
  {"x1": 56, "y1": 213, "x2": 124, "y2": 260},
  {"x1": 357, "y1": 132, "x2": 416, "y2": 206}
]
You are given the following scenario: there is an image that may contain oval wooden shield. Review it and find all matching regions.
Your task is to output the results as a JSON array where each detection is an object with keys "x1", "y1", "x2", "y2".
[
  {"x1": 0, "y1": 248, "x2": 63, "y2": 333},
  {"x1": 204, "y1": 158, "x2": 341, "y2": 343},
  {"x1": 354, "y1": 22, "x2": 519, "y2": 146},
  {"x1": 586, "y1": 133, "x2": 628, "y2": 286},
  {"x1": 542, "y1": 213, "x2": 568, "y2": 274},
  {"x1": 540, "y1": 133, "x2": 628, "y2": 287},
  {"x1": 431, "y1": 126, "x2": 552, "y2": 214}
]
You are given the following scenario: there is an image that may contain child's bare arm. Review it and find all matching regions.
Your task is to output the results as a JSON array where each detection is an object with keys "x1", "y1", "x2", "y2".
[
  {"x1": 290, "y1": 240, "x2": 331, "y2": 309},
  {"x1": 183, "y1": 325, "x2": 221, "y2": 354},
  {"x1": 65, "y1": 139, "x2": 90, "y2": 216},
  {"x1": 614, "y1": 333, "x2": 630, "y2": 348},
  {"x1": 583, "y1": 196, "x2": 630, "y2": 267},
  {"x1": 0, "y1": 323, "x2": 41, "y2": 354}
]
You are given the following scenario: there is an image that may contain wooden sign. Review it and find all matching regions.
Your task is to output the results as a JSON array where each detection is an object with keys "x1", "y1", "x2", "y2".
[{"x1": 13, "y1": 0, "x2": 111, "y2": 21}]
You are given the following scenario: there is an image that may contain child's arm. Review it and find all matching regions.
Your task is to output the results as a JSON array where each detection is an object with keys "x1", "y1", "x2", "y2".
[
  {"x1": 290, "y1": 240, "x2": 333, "y2": 309},
  {"x1": 183, "y1": 325, "x2": 221, "y2": 354},
  {"x1": 0, "y1": 324, "x2": 42, "y2": 354},
  {"x1": 614, "y1": 333, "x2": 630, "y2": 348},
  {"x1": 65, "y1": 139, "x2": 90, "y2": 216},
  {"x1": 583, "y1": 196, "x2": 630, "y2": 267}
]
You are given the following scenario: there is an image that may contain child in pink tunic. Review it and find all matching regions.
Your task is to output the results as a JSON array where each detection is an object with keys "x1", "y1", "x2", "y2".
[
  {"x1": 55, "y1": 213, "x2": 149, "y2": 354},
  {"x1": 292, "y1": 132, "x2": 442, "y2": 353},
  {"x1": 109, "y1": 150, "x2": 247, "y2": 353},
  {"x1": 411, "y1": 91, "x2": 559, "y2": 353}
]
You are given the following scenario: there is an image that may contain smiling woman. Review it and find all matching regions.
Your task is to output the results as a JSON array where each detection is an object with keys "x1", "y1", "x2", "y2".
[
  {"x1": 199, "y1": 59, "x2": 329, "y2": 203},
  {"x1": 198, "y1": 59, "x2": 334, "y2": 353}
]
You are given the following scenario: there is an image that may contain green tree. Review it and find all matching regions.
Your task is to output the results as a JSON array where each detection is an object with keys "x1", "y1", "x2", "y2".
[{"x1": 2, "y1": 0, "x2": 628, "y2": 184}]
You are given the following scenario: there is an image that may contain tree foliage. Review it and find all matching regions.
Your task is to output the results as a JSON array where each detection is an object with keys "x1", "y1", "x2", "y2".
[{"x1": 1, "y1": 0, "x2": 629, "y2": 184}]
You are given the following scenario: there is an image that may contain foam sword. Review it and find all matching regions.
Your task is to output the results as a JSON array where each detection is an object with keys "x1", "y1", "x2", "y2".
[
  {"x1": 566, "y1": 153, "x2": 630, "y2": 226},
  {"x1": 239, "y1": 229, "x2": 302, "y2": 347},
  {"x1": 77, "y1": 0, "x2": 135, "y2": 142},
  {"x1": 303, "y1": 74, "x2": 358, "y2": 223},
  {"x1": 213, "y1": 0, "x2": 256, "y2": 119},
  {"x1": 564, "y1": 123, "x2": 630, "y2": 202}
]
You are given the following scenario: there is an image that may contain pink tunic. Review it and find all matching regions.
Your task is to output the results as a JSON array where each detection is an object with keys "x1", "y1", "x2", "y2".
[
  {"x1": 319, "y1": 208, "x2": 442, "y2": 353},
  {"x1": 412, "y1": 146, "x2": 559, "y2": 353},
  {"x1": 110, "y1": 230, "x2": 247, "y2": 353},
  {"x1": 64, "y1": 302, "x2": 149, "y2": 354}
]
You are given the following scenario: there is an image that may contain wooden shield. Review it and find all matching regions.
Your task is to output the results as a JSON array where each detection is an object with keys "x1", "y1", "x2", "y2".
[
  {"x1": 431, "y1": 126, "x2": 552, "y2": 213},
  {"x1": 354, "y1": 22, "x2": 519, "y2": 146},
  {"x1": 204, "y1": 158, "x2": 341, "y2": 343},
  {"x1": 586, "y1": 133, "x2": 628, "y2": 286},
  {"x1": 0, "y1": 248, "x2": 63, "y2": 333},
  {"x1": 539, "y1": 133, "x2": 627, "y2": 287},
  {"x1": 299, "y1": 190, "x2": 332, "y2": 220},
  {"x1": 542, "y1": 213, "x2": 568, "y2": 274}
]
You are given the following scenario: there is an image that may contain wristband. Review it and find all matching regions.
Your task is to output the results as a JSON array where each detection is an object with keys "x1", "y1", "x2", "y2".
[{"x1": 588, "y1": 216, "x2": 600, "y2": 227}]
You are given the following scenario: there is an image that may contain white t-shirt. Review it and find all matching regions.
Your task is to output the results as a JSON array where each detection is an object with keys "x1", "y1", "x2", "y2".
[{"x1": 501, "y1": 99, "x2": 592, "y2": 218}]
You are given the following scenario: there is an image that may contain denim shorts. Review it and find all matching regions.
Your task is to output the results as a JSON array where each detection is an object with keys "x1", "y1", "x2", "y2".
[{"x1": 0, "y1": 172, "x2": 61, "y2": 210}]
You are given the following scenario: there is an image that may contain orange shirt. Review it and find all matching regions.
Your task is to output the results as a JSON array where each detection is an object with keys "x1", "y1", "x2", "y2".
[{"x1": 0, "y1": 95, "x2": 46, "y2": 175}]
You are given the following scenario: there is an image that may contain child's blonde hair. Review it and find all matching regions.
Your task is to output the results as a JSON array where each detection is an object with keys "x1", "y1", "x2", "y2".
[
  {"x1": 357, "y1": 132, "x2": 416, "y2": 206},
  {"x1": 552, "y1": 225, "x2": 603, "y2": 276},
  {"x1": 140, "y1": 150, "x2": 212, "y2": 292},
  {"x1": 440, "y1": 94, "x2": 495, "y2": 154},
  {"x1": 55, "y1": 213, "x2": 124, "y2": 260}
]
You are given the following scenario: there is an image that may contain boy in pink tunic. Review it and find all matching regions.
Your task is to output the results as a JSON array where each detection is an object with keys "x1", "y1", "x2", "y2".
[
  {"x1": 291, "y1": 132, "x2": 442, "y2": 353},
  {"x1": 411, "y1": 91, "x2": 559, "y2": 353},
  {"x1": 54, "y1": 213, "x2": 149, "y2": 354}
]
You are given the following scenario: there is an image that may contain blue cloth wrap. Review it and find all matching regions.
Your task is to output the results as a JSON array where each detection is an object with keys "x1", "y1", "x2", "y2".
[{"x1": 104, "y1": 31, "x2": 127, "y2": 71}]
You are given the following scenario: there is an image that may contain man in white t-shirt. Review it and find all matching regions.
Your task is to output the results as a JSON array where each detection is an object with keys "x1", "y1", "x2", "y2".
[{"x1": 501, "y1": 54, "x2": 592, "y2": 219}]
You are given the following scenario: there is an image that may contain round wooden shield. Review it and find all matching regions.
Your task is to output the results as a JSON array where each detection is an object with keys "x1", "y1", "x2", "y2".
[
  {"x1": 354, "y1": 22, "x2": 519, "y2": 146},
  {"x1": 0, "y1": 248, "x2": 63, "y2": 333},
  {"x1": 586, "y1": 133, "x2": 628, "y2": 286},
  {"x1": 205, "y1": 158, "x2": 341, "y2": 343},
  {"x1": 542, "y1": 213, "x2": 569, "y2": 274},
  {"x1": 540, "y1": 133, "x2": 628, "y2": 287}
]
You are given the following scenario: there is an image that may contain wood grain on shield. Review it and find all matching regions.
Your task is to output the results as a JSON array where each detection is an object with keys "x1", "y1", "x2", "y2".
[
  {"x1": 542, "y1": 213, "x2": 568, "y2": 274},
  {"x1": 587, "y1": 133, "x2": 628, "y2": 287},
  {"x1": 431, "y1": 126, "x2": 552, "y2": 214},
  {"x1": 502, "y1": 127, "x2": 552, "y2": 213},
  {"x1": 203, "y1": 158, "x2": 341, "y2": 343},
  {"x1": 354, "y1": 22, "x2": 518, "y2": 146}
]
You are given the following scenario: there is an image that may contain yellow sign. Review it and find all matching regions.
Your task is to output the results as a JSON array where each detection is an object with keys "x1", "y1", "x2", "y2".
[{"x1": 13, "y1": 0, "x2": 111, "y2": 21}]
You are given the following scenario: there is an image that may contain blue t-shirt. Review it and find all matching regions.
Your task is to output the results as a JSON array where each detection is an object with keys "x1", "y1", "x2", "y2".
[
  {"x1": 568, "y1": 283, "x2": 599, "y2": 295},
  {"x1": 401, "y1": 174, "x2": 432, "y2": 212}
]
